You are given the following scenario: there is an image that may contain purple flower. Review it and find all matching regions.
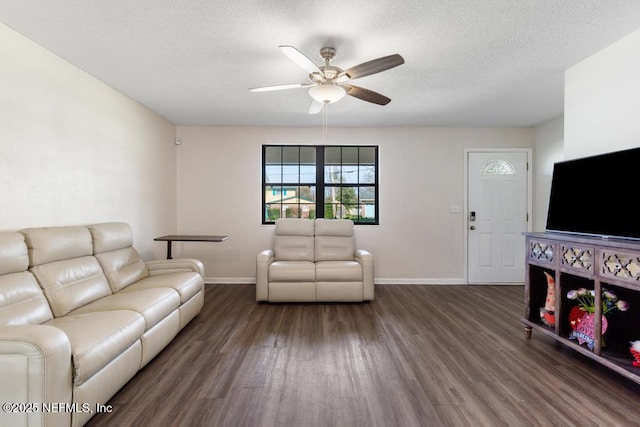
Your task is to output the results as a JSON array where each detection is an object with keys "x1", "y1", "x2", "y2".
[
  {"x1": 603, "y1": 290, "x2": 618, "y2": 301},
  {"x1": 617, "y1": 300, "x2": 630, "y2": 311},
  {"x1": 567, "y1": 290, "x2": 578, "y2": 300}
]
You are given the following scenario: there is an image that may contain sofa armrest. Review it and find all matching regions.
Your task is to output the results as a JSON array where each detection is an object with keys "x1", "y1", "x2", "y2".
[
  {"x1": 146, "y1": 258, "x2": 205, "y2": 278},
  {"x1": 355, "y1": 249, "x2": 374, "y2": 301},
  {"x1": 256, "y1": 250, "x2": 274, "y2": 301},
  {"x1": 0, "y1": 325, "x2": 73, "y2": 427}
]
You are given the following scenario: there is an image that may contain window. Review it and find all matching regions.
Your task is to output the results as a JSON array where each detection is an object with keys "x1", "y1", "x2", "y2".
[{"x1": 263, "y1": 145, "x2": 379, "y2": 224}]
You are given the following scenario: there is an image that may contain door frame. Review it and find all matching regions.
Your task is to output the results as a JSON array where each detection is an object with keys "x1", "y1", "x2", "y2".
[{"x1": 463, "y1": 148, "x2": 533, "y2": 284}]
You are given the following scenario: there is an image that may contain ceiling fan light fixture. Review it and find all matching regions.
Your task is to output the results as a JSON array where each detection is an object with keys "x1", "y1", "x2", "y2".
[{"x1": 309, "y1": 84, "x2": 346, "y2": 104}]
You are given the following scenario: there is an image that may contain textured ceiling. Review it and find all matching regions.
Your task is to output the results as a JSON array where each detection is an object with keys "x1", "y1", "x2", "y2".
[{"x1": 1, "y1": 1, "x2": 640, "y2": 127}]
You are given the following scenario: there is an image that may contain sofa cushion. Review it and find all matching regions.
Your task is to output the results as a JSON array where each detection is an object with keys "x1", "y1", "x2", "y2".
[
  {"x1": 273, "y1": 218, "x2": 315, "y2": 262},
  {"x1": 89, "y1": 223, "x2": 150, "y2": 292},
  {"x1": 0, "y1": 231, "x2": 54, "y2": 325},
  {"x1": 0, "y1": 272, "x2": 54, "y2": 325},
  {"x1": 314, "y1": 219, "x2": 355, "y2": 261},
  {"x1": 46, "y1": 310, "x2": 145, "y2": 385},
  {"x1": 21, "y1": 226, "x2": 93, "y2": 267},
  {"x1": 30, "y1": 256, "x2": 112, "y2": 318},
  {"x1": 269, "y1": 261, "x2": 316, "y2": 282},
  {"x1": 88, "y1": 222, "x2": 134, "y2": 254},
  {"x1": 0, "y1": 231, "x2": 29, "y2": 275},
  {"x1": 95, "y1": 248, "x2": 150, "y2": 292},
  {"x1": 69, "y1": 288, "x2": 180, "y2": 331},
  {"x1": 119, "y1": 272, "x2": 203, "y2": 304},
  {"x1": 315, "y1": 260, "x2": 363, "y2": 282}
]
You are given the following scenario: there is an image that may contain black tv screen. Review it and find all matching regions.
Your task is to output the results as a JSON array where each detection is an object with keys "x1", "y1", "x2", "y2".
[{"x1": 546, "y1": 147, "x2": 640, "y2": 240}]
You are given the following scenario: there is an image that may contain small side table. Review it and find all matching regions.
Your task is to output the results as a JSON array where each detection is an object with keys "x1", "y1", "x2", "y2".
[{"x1": 154, "y1": 234, "x2": 229, "y2": 259}]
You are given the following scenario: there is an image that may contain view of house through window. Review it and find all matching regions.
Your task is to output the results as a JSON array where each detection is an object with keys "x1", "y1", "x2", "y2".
[{"x1": 263, "y1": 145, "x2": 379, "y2": 224}]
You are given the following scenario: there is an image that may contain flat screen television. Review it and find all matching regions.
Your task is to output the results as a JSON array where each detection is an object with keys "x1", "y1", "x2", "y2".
[{"x1": 546, "y1": 146, "x2": 640, "y2": 240}]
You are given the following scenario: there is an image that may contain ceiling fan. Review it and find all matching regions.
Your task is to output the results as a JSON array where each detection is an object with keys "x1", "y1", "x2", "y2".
[{"x1": 249, "y1": 45, "x2": 405, "y2": 114}]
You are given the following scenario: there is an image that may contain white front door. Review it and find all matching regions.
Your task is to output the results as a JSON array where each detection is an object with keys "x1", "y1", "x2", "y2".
[{"x1": 467, "y1": 151, "x2": 528, "y2": 283}]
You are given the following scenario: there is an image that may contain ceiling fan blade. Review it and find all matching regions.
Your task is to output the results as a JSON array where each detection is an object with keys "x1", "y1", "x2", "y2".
[
  {"x1": 337, "y1": 54, "x2": 405, "y2": 82},
  {"x1": 279, "y1": 45, "x2": 322, "y2": 75},
  {"x1": 249, "y1": 83, "x2": 312, "y2": 92},
  {"x1": 342, "y1": 84, "x2": 391, "y2": 105},
  {"x1": 308, "y1": 100, "x2": 324, "y2": 115}
]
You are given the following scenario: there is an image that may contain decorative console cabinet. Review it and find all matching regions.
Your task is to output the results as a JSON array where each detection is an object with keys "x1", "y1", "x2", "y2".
[{"x1": 523, "y1": 232, "x2": 640, "y2": 385}]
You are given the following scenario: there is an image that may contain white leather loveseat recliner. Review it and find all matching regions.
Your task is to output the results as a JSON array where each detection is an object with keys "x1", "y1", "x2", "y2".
[{"x1": 256, "y1": 218, "x2": 374, "y2": 302}]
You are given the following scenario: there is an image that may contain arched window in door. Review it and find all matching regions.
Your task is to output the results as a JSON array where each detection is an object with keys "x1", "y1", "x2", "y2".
[{"x1": 480, "y1": 159, "x2": 516, "y2": 175}]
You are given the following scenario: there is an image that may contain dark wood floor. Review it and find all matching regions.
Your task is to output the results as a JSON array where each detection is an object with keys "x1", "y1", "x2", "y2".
[{"x1": 86, "y1": 285, "x2": 640, "y2": 427}]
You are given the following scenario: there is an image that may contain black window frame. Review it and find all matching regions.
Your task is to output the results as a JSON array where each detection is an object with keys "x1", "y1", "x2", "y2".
[{"x1": 262, "y1": 145, "x2": 379, "y2": 225}]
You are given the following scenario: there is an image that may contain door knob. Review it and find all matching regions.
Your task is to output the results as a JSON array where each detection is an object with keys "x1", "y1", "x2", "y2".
[{"x1": 470, "y1": 225, "x2": 476, "y2": 230}]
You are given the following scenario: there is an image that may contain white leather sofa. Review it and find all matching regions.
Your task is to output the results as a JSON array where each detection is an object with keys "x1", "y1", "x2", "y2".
[
  {"x1": 256, "y1": 218, "x2": 374, "y2": 302},
  {"x1": 0, "y1": 222, "x2": 204, "y2": 427}
]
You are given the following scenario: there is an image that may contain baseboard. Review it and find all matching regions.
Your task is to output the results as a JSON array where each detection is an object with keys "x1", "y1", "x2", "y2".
[
  {"x1": 204, "y1": 277, "x2": 469, "y2": 285},
  {"x1": 374, "y1": 278, "x2": 467, "y2": 285},
  {"x1": 204, "y1": 277, "x2": 257, "y2": 285}
]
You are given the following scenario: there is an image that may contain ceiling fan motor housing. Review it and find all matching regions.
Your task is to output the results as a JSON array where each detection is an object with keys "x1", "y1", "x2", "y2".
[{"x1": 320, "y1": 47, "x2": 336, "y2": 61}]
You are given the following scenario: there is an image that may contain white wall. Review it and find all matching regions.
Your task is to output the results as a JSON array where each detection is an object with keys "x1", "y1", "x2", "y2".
[
  {"x1": 532, "y1": 116, "x2": 564, "y2": 232},
  {"x1": 565, "y1": 29, "x2": 640, "y2": 159},
  {"x1": 175, "y1": 126, "x2": 533, "y2": 283},
  {"x1": 0, "y1": 23, "x2": 177, "y2": 260}
]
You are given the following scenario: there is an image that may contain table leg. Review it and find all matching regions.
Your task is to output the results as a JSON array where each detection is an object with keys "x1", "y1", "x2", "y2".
[{"x1": 166, "y1": 241, "x2": 173, "y2": 259}]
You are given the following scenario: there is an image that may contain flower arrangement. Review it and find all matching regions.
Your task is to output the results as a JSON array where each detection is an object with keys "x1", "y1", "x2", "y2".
[{"x1": 566, "y1": 287, "x2": 629, "y2": 315}]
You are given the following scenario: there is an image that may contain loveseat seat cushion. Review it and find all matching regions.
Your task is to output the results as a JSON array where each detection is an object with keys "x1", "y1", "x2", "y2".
[
  {"x1": 269, "y1": 261, "x2": 316, "y2": 282},
  {"x1": 69, "y1": 288, "x2": 180, "y2": 331},
  {"x1": 46, "y1": 310, "x2": 145, "y2": 385},
  {"x1": 119, "y1": 271, "x2": 203, "y2": 304},
  {"x1": 29, "y1": 256, "x2": 113, "y2": 318},
  {"x1": 315, "y1": 260, "x2": 363, "y2": 282}
]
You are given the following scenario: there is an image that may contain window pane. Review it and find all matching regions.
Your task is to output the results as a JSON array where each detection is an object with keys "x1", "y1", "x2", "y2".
[
  {"x1": 359, "y1": 146, "x2": 376, "y2": 165},
  {"x1": 282, "y1": 164, "x2": 299, "y2": 183},
  {"x1": 300, "y1": 146, "x2": 316, "y2": 164},
  {"x1": 359, "y1": 186, "x2": 375, "y2": 203},
  {"x1": 300, "y1": 164, "x2": 316, "y2": 183},
  {"x1": 342, "y1": 164, "x2": 358, "y2": 183},
  {"x1": 265, "y1": 146, "x2": 282, "y2": 164},
  {"x1": 282, "y1": 146, "x2": 299, "y2": 164},
  {"x1": 324, "y1": 164, "x2": 341, "y2": 184},
  {"x1": 265, "y1": 165, "x2": 281, "y2": 183},
  {"x1": 265, "y1": 203, "x2": 283, "y2": 221},
  {"x1": 325, "y1": 146, "x2": 341, "y2": 164},
  {"x1": 265, "y1": 185, "x2": 282, "y2": 203},
  {"x1": 360, "y1": 204, "x2": 376, "y2": 223},
  {"x1": 298, "y1": 185, "x2": 316, "y2": 204},
  {"x1": 359, "y1": 165, "x2": 375, "y2": 184},
  {"x1": 284, "y1": 203, "x2": 301, "y2": 218},
  {"x1": 342, "y1": 146, "x2": 358, "y2": 164}
]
